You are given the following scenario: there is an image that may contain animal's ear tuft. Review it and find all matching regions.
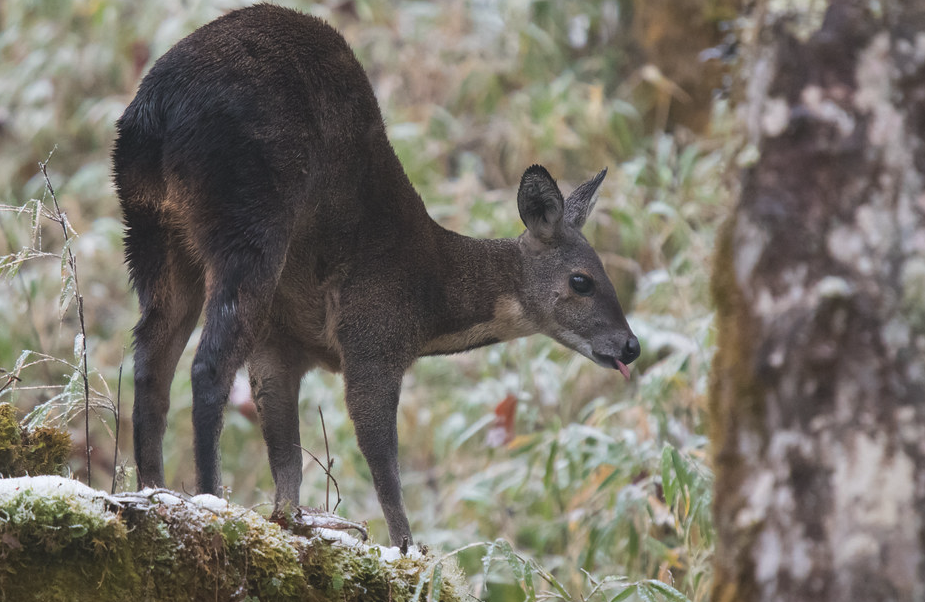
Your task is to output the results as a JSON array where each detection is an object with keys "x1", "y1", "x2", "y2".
[
  {"x1": 564, "y1": 167, "x2": 607, "y2": 230},
  {"x1": 517, "y1": 165, "x2": 564, "y2": 243}
]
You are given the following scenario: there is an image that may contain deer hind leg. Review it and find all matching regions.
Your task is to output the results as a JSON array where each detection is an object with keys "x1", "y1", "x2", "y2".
[
  {"x1": 189, "y1": 247, "x2": 290, "y2": 496},
  {"x1": 132, "y1": 283, "x2": 203, "y2": 488},
  {"x1": 248, "y1": 339, "x2": 307, "y2": 510},
  {"x1": 127, "y1": 213, "x2": 205, "y2": 489}
]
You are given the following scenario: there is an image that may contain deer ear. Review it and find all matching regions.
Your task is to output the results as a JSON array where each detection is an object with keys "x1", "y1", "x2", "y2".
[
  {"x1": 564, "y1": 167, "x2": 606, "y2": 230},
  {"x1": 517, "y1": 165, "x2": 564, "y2": 243}
]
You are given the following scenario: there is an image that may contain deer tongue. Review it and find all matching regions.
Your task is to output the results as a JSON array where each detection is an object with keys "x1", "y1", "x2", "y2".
[{"x1": 615, "y1": 359, "x2": 631, "y2": 382}]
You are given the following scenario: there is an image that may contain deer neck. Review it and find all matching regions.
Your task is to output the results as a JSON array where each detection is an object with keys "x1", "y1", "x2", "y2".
[{"x1": 419, "y1": 227, "x2": 537, "y2": 356}]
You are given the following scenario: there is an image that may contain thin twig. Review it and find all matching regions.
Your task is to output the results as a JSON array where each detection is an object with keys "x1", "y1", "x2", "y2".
[
  {"x1": 319, "y1": 406, "x2": 334, "y2": 511},
  {"x1": 40, "y1": 153, "x2": 92, "y2": 487},
  {"x1": 3, "y1": 384, "x2": 66, "y2": 393},
  {"x1": 300, "y1": 445, "x2": 342, "y2": 513},
  {"x1": 13, "y1": 350, "x2": 80, "y2": 372},
  {"x1": 0, "y1": 372, "x2": 21, "y2": 395},
  {"x1": 112, "y1": 350, "x2": 124, "y2": 495},
  {"x1": 299, "y1": 410, "x2": 342, "y2": 514}
]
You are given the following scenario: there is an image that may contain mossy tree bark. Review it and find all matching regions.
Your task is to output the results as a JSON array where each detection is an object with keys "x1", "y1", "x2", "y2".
[{"x1": 710, "y1": 1, "x2": 925, "y2": 601}]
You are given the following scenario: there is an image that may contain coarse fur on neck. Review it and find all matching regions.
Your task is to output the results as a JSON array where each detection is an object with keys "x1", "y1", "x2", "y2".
[{"x1": 420, "y1": 229, "x2": 536, "y2": 356}]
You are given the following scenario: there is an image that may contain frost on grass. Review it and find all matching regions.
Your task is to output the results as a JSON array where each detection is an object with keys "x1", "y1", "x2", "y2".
[{"x1": 0, "y1": 475, "x2": 465, "y2": 602}]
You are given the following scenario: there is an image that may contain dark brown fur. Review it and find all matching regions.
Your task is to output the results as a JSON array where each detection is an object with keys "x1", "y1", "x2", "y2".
[{"x1": 112, "y1": 4, "x2": 639, "y2": 546}]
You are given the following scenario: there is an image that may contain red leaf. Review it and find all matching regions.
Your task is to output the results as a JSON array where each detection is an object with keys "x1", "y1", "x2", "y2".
[{"x1": 487, "y1": 394, "x2": 518, "y2": 448}]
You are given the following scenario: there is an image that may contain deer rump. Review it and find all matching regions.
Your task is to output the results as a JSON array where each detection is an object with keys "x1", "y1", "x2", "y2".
[{"x1": 113, "y1": 4, "x2": 639, "y2": 546}]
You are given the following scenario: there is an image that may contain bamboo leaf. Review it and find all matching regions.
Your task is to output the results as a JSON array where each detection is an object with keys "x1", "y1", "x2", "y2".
[
  {"x1": 530, "y1": 560, "x2": 571, "y2": 599},
  {"x1": 661, "y1": 445, "x2": 676, "y2": 506},
  {"x1": 636, "y1": 583, "x2": 657, "y2": 602},
  {"x1": 29, "y1": 198, "x2": 41, "y2": 248},
  {"x1": 645, "y1": 580, "x2": 691, "y2": 602},
  {"x1": 522, "y1": 561, "x2": 536, "y2": 601},
  {"x1": 480, "y1": 539, "x2": 497, "y2": 586},
  {"x1": 543, "y1": 439, "x2": 559, "y2": 491},
  {"x1": 12, "y1": 350, "x2": 31, "y2": 375},
  {"x1": 608, "y1": 585, "x2": 637, "y2": 602},
  {"x1": 73, "y1": 333, "x2": 85, "y2": 365},
  {"x1": 429, "y1": 562, "x2": 443, "y2": 602},
  {"x1": 496, "y1": 539, "x2": 525, "y2": 581},
  {"x1": 410, "y1": 569, "x2": 428, "y2": 602},
  {"x1": 59, "y1": 274, "x2": 75, "y2": 317}
]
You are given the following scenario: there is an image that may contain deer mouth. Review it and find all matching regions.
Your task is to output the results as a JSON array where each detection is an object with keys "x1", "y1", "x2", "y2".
[{"x1": 592, "y1": 352, "x2": 631, "y2": 381}]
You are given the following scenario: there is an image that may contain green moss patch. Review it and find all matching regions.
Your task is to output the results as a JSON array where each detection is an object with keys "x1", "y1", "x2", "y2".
[
  {"x1": 0, "y1": 476, "x2": 466, "y2": 601},
  {"x1": 0, "y1": 403, "x2": 71, "y2": 477}
]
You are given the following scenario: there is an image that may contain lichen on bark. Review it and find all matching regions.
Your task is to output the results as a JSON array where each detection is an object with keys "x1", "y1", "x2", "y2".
[{"x1": 710, "y1": 1, "x2": 925, "y2": 600}]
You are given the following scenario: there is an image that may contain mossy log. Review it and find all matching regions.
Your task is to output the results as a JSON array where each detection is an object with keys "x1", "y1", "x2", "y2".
[{"x1": 0, "y1": 475, "x2": 466, "y2": 601}]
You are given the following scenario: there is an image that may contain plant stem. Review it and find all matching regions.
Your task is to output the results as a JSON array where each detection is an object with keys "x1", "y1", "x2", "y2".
[{"x1": 40, "y1": 155, "x2": 92, "y2": 487}]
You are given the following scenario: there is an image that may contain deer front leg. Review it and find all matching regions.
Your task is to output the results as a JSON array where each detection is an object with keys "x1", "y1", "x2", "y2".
[{"x1": 343, "y1": 363, "x2": 412, "y2": 547}]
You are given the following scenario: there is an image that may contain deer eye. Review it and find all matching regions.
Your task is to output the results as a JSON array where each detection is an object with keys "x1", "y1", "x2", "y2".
[{"x1": 569, "y1": 273, "x2": 594, "y2": 296}]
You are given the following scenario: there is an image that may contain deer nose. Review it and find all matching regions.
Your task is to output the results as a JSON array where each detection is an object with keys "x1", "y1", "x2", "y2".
[{"x1": 622, "y1": 336, "x2": 640, "y2": 364}]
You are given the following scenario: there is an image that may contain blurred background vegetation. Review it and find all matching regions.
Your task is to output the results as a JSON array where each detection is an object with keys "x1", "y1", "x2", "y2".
[{"x1": 0, "y1": 0, "x2": 738, "y2": 599}]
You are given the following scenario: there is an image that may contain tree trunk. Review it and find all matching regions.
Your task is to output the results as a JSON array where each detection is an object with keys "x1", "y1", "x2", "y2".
[{"x1": 709, "y1": 1, "x2": 925, "y2": 601}]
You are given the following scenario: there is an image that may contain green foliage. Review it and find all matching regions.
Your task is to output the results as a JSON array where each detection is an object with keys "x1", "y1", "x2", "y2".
[
  {"x1": 413, "y1": 538, "x2": 697, "y2": 602},
  {"x1": 0, "y1": 0, "x2": 729, "y2": 600}
]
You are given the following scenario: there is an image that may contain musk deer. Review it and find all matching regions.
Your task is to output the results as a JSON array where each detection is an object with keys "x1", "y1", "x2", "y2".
[{"x1": 113, "y1": 3, "x2": 639, "y2": 546}]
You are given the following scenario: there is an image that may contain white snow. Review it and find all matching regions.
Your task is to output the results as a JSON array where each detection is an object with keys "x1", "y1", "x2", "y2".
[
  {"x1": 313, "y1": 527, "x2": 424, "y2": 562},
  {"x1": 137, "y1": 488, "x2": 182, "y2": 505},
  {"x1": 0, "y1": 475, "x2": 113, "y2": 503},
  {"x1": 191, "y1": 493, "x2": 229, "y2": 513},
  {"x1": 0, "y1": 475, "x2": 118, "y2": 524},
  {"x1": 316, "y1": 527, "x2": 363, "y2": 547}
]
